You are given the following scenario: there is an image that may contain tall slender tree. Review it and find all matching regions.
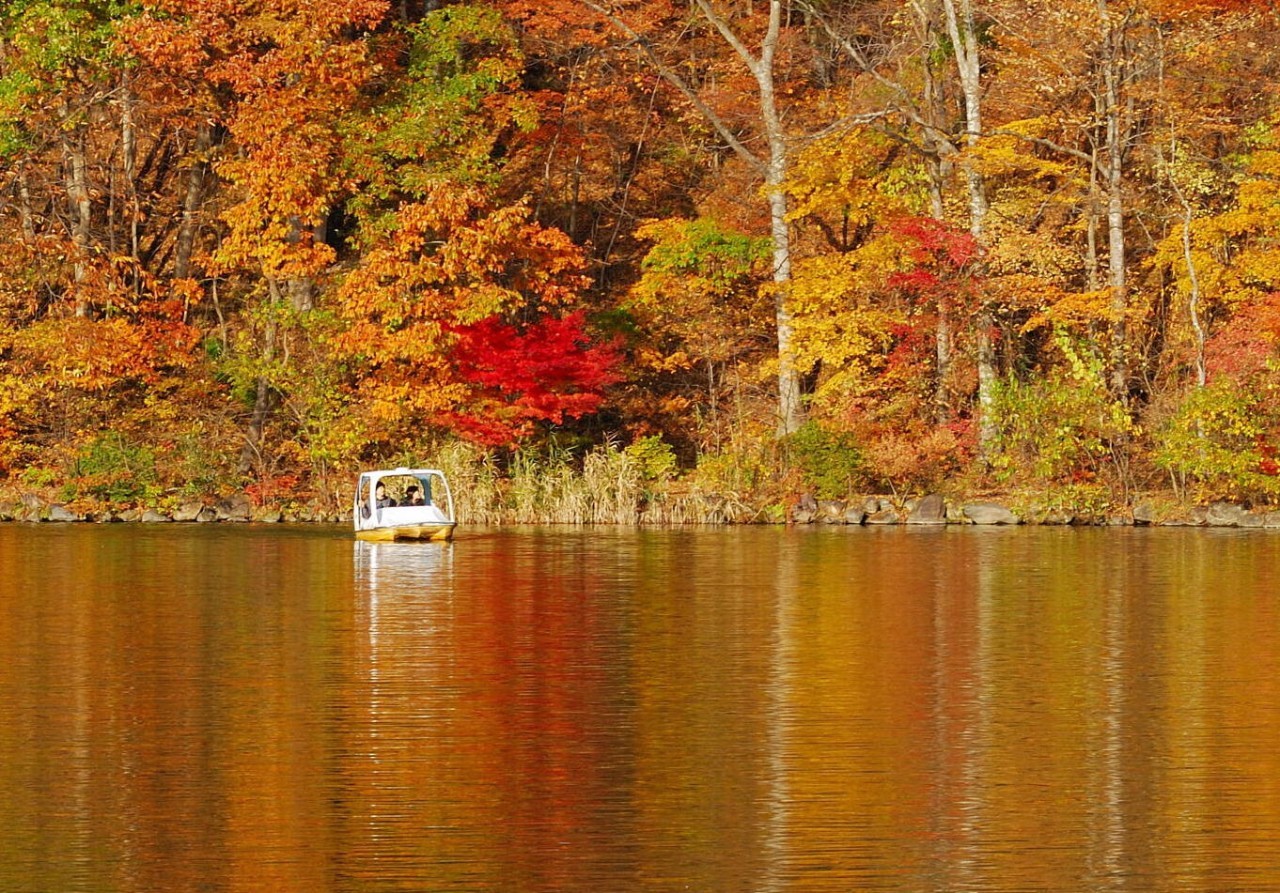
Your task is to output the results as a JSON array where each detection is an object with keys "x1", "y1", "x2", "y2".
[{"x1": 573, "y1": 0, "x2": 806, "y2": 434}]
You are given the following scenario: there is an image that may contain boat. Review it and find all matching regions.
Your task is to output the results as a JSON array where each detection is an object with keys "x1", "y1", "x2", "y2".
[{"x1": 353, "y1": 468, "x2": 456, "y2": 542}]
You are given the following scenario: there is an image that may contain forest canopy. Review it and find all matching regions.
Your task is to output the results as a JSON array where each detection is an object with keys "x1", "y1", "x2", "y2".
[{"x1": 3, "y1": 0, "x2": 1280, "y2": 513}]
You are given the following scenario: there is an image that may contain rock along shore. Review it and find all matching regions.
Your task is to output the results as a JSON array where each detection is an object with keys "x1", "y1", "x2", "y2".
[
  {"x1": 0, "y1": 493, "x2": 351, "y2": 525},
  {"x1": 789, "y1": 494, "x2": 1280, "y2": 529}
]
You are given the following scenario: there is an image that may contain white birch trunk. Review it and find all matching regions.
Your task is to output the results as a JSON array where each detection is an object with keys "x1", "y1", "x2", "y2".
[
  {"x1": 940, "y1": 0, "x2": 997, "y2": 456},
  {"x1": 755, "y1": 2, "x2": 804, "y2": 435},
  {"x1": 588, "y1": 0, "x2": 805, "y2": 434},
  {"x1": 1099, "y1": 0, "x2": 1129, "y2": 395}
]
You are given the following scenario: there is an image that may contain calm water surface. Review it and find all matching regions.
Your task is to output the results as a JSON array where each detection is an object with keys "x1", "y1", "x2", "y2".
[{"x1": 2, "y1": 523, "x2": 1280, "y2": 891}]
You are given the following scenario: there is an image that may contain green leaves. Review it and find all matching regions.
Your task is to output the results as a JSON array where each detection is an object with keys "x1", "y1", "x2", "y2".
[
  {"x1": 786, "y1": 421, "x2": 863, "y2": 499},
  {"x1": 636, "y1": 217, "x2": 769, "y2": 290},
  {"x1": 2, "y1": 0, "x2": 135, "y2": 73},
  {"x1": 0, "y1": 0, "x2": 141, "y2": 156},
  {"x1": 1154, "y1": 378, "x2": 1280, "y2": 503},
  {"x1": 347, "y1": 3, "x2": 534, "y2": 205},
  {"x1": 989, "y1": 333, "x2": 1134, "y2": 486}
]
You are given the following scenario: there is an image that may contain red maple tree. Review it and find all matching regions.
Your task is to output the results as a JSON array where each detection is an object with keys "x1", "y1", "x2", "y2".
[{"x1": 443, "y1": 311, "x2": 620, "y2": 446}]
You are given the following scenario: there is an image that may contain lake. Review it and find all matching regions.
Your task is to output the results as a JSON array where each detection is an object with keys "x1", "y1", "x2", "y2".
[{"x1": 3, "y1": 523, "x2": 1280, "y2": 891}]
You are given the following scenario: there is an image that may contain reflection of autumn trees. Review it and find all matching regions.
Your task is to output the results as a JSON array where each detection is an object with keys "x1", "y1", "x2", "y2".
[
  {"x1": 6, "y1": 529, "x2": 1280, "y2": 887},
  {"x1": 0, "y1": 529, "x2": 349, "y2": 891}
]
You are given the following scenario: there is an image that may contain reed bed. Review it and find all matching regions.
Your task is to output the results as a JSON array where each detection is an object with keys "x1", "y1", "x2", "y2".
[{"x1": 428, "y1": 440, "x2": 764, "y2": 525}]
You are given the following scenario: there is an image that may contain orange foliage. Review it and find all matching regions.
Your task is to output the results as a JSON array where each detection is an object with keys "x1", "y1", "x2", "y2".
[
  {"x1": 1147, "y1": 0, "x2": 1277, "y2": 16},
  {"x1": 128, "y1": 0, "x2": 388, "y2": 282},
  {"x1": 1205, "y1": 293, "x2": 1280, "y2": 382},
  {"x1": 335, "y1": 182, "x2": 612, "y2": 444},
  {"x1": 5, "y1": 0, "x2": 1280, "y2": 499}
]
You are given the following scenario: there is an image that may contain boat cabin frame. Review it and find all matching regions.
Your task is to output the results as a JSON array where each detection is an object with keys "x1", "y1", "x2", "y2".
[{"x1": 353, "y1": 468, "x2": 456, "y2": 541}]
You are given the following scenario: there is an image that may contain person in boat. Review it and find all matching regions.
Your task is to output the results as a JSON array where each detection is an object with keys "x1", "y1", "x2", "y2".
[
  {"x1": 375, "y1": 482, "x2": 396, "y2": 508},
  {"x1": 405, "y1": 485, "x2": 425, "y2": 506}
]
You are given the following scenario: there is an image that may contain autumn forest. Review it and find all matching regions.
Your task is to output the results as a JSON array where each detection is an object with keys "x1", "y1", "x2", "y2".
[{"x1": 2, "y1": 0, "x2": 1280, "y2": 519}]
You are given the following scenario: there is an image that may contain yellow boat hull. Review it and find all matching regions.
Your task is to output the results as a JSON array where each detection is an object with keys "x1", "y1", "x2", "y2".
[{"x1": 355, "y1": 523, "x2": 456, "y2": 542}]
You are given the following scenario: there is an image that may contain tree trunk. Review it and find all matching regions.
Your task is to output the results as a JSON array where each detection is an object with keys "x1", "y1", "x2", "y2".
[
  {"x1": 175, "y1": 124, "x2": 214, "y2": 281},
  {"x1": 240, "y1": 230, "x2": 318, "y2": 475},
  {"x1": 284, "y1": 217, "x2": 322, "y2": 312},
  {"x1": 588, "y1": 0, "x2": 806, "y2": 435},
  {"x1": 1086, "y1": 155, "x2": 1102, "y2": 293},
  {"x1": 239, "y1": 374, "x2": 281, "y2": 476},
  {"x1": 940, "y1": 0, "x2": 997, "y2": 457},
  {"x1": 1181, "y1": 201, "x2": 1206, "y2": 388},
  {"x1": 755, "y1": 1, "x2": 804, "y2": 435},
  {"x1": 17, "y1": 164, "x2": 37, "y2": 242},
  {"x1": 768, "y1": 183, "x2": 804, "y2": 435},
  {"x1": 121, "y1": 74, "x2": 139, "y2": 264},
  {"x1": 1100, "y1": 0, "x2": 1129, "y2": 396},
  {"x1": 239, "y1": 308, "x2": 279, "y2": 475},
  {"x1": 119, "y1": 73, "x2": 144, "y2": 301},
  {"x1": 62, "y1": 122, "x2": 93, "y2": 317},
  {"x1": 919, "y1": 6, "x2": 954, "y2": 423}
]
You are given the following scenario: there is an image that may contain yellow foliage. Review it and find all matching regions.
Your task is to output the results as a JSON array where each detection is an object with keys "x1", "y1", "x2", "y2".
[
  {"x1": 984, "y1": 227, "x2": 1082, "y2": 281},
  {"x1": 789, "y1": 239, "x2": 909, "y2": 411},
  {"x1": 788, "y1": 244, "x2": 901, "y2": 316},
  {"x1": 1153, "y1": 125, "x2": 1280, "y2": 354},
  {"x1": 1236, "y1": 249, "x2": 1280, "y2": 292},
  {"x1": 12, "y1": 317, "x2": 178, "y2": 392},
  {"x1": 628, "y1": 216, "x2": 772, "y2": 371},
  {"x1": 968, "y1": 127, "x2": 1080, "y2": 187},
  {"x1": 657, "y1": 395, "x2": 693, "y2": 416},
  {"x1": 0, "y1": 373, "x2": 34, "y2": 419},
  {"x1": 786, "y1": 129, "x2": 918, "y2": 226},
  {"x1": 1022, "y1": 288, "x2": 1117, "y2": 333},
  {"x1": 634, "y1": 347, "x2": 693, "y2": 374}
]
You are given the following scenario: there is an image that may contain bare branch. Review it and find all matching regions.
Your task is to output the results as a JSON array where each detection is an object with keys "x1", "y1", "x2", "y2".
[
  {"x1": 793, "y1": 0, "x2": 959, "y2": 156},
  {"x1": 988, "y1": 129, "x2": 1094, "y2": 164},
  {"x1": 691, "y1": 0, "x2": 764, "y2": 78},
  {"x1": 577, "y1": 0, "x2": 766, "y2": 173}
]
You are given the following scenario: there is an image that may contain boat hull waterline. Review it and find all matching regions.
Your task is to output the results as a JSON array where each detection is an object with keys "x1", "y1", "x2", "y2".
[{"x1": 355, "y1": 523, "x2": 456, "y2": 542}]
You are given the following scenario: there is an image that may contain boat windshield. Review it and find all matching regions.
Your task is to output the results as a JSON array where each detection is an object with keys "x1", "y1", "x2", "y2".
[{"x1": 368, "y1": 474, "x2": 435, "y2": 508}]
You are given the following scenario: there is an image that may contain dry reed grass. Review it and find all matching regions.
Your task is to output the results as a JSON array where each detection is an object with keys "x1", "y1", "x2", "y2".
[{"x1": 429, "y1": 440, "x2": 763, "y2": 525}]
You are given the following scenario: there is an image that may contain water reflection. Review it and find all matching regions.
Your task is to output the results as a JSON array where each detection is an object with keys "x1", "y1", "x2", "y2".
[
  {"x1": 4, "y1": 525, "x2": 1280, "y2": 891},
  {"x1": 353, "y1": 539, "x2": 454, "y2": 654},
  {"x1": 354, "y1": 539, "x2": 454, "y2": 592}
]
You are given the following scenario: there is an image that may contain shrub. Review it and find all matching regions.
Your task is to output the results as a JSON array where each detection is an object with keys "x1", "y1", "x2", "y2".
[
  {"x1": 990, "y1": 335, "x2": 1133, "y2": 488},
  {"x1": 861, "y1": 423, "x2": 967, "y2": 496},
  {"x1": 688, "y1": 443, "x2": 776, "y2": 498},
  {"x1": 71, "y1": 433, "x2": 160, "y2": 504},
  {"x1": 1153, "y1": 377, "x2": 1280, "y2": 503},
  {"x1": 625, "y1": 435, "x2": 678, "y2": 483},
  {"x1": 786, "y1": 421, "x2": 863, "y2": 498}
]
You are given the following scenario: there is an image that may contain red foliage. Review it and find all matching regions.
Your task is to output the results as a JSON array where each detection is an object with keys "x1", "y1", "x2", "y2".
[
  {"x1": 886, "y1": 216, "x2": 981, "y2": 310},
  {"x1": 883, "y1": 321, "x2": 932, "y2": 375},
  {"x1": 890, "y1": 216, "x2": 980, "y2": 271},
  {"x1": 944, "y1": 417, "x2": 976, "y2": 449},
  {"x1": 1204, "y1": 292, "x2": 1280, "y2": 382},
  {"x1": 244, "y1": 474, "x2": 303, "y2": 506},
  {"x1": 1258, "y1": 439, "x2": 1279, "y2": 476},
  {"x1": 442, "y1": 311, "x2": 621, "y2": 446}
]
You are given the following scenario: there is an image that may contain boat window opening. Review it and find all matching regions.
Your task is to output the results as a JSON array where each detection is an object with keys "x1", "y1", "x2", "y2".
[
  {"x1": 378, "y1": 475, "x2": 432, "y2": 507},
  {"x1": 417, "y1": 476, "x2": 434, "y2": 506},
  {"x1": 357, "y1": 477, "x2": 372, "y2": 518}
]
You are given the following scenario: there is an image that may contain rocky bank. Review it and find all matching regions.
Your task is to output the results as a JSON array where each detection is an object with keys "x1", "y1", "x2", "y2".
[{"x1": 789, "y1": 494, "x2": 1280, "y2": 528}]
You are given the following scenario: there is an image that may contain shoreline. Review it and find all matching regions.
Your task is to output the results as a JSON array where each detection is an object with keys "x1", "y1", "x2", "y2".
[{"x1": 3, "y1": 491, "x2": 1278, "y2": 529}]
